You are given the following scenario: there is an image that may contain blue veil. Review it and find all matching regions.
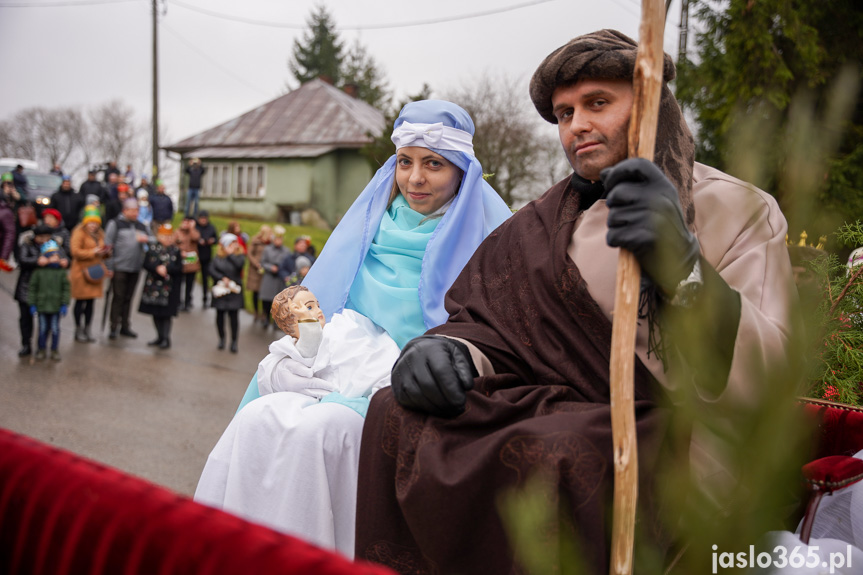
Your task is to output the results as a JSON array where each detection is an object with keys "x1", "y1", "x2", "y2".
[{"x1": 303, "y1": 99, "x2": 512, "y2": 330}]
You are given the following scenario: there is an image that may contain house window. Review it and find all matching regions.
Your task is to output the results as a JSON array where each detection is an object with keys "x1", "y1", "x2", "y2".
[
  {"x1": 202, "y1": 163, "x2": 231, "y2": 198},
  {"x1": 235, "y1": 163, "x2": 266, "y2": 198}
]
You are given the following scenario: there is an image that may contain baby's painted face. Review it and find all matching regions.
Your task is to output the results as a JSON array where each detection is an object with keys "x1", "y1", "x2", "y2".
[{"x1": 289, "y1": 291, "x2": 325, "y2": 329}]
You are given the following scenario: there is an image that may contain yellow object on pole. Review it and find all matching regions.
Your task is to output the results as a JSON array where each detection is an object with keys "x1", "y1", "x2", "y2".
[{"x1": 608, "y1": 1, "x2": 666, "y2": 574}]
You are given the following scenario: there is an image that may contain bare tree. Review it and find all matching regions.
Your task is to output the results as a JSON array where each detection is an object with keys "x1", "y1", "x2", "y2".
[
  {"x1": 0, "y1": 108, "x2": 42, "y2": 160},
  {"x1": 444, "y1": 74, "x2": 552, "y2": 207},
  {"x1": 86, "y1": 99, "x2": 138, "y2": 166},
  {"x1": 36, "y1": 106, "x2": 88, "y2": 170}
]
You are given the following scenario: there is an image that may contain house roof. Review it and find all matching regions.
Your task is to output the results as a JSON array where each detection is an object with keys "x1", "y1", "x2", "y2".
[{"x1": 165, "y1": 79, "x2": 385, "y2": 157}]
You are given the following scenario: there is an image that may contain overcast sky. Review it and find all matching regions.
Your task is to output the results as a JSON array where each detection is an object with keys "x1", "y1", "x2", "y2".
[{"x1": 0, "y1": 0, "x2": 685, "y2": 162}]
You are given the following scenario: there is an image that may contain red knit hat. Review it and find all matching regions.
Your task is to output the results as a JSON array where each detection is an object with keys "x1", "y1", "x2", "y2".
[{"x1": 42, "y1": 208, "x2": 62, "y2": 223}]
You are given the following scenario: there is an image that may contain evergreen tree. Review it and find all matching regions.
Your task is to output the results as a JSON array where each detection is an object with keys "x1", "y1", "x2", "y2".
[
  {"x1": 289, "y1": 5, "x2": 343, "y2": 86},
  {"x1": 676, "y1": 0, "x2": 863, "y2": 238},
  {"x1": 342, "y1": 39, "x2": 390, "y2": 110}
]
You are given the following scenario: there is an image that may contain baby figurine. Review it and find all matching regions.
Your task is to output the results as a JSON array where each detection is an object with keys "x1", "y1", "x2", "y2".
[
  {"x1": 256, "y1": 285, "x2": 400, "y2": 416},
  {"x1": 271, "y1": 285, "x2": 326, "y2": 357}
]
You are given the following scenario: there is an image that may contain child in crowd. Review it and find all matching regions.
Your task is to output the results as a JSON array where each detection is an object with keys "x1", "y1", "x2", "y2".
[
  {"x1": 137, "y1": 190, "x2": 153, "y2": 229},
  {"x1": 28, "y1": 239, "x2": 70, "y2": 361},
  {"x1": 284, "y1": 255, "x2": 312, "y2": 288}
]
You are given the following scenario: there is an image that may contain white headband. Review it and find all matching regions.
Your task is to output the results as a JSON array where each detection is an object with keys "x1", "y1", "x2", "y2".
[{"x1": 390, "y1": 121, "x2": 474, "y2": 156}]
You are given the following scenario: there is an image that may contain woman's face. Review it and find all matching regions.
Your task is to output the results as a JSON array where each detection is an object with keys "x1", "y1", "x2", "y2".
[
  {"x1": 85, "y1": 222, "x2": 99, "y2": 234},
  {"x1": 395, "y1": 147, "x2": 462, "y2": 215}
]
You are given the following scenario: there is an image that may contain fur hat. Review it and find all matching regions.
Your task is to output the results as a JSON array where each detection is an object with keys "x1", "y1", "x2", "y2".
[
  {"x1": 529, "y1": 29, "x2": 696, "y2": 227},
  {"x1": 157, "y1": 223, "x2": 174, "y2": 236}
]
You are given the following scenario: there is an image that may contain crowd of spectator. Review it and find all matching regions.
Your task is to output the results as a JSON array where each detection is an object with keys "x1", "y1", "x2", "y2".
[{"x1": 0, "y1": 163, "x2": 317, "y2": 360}]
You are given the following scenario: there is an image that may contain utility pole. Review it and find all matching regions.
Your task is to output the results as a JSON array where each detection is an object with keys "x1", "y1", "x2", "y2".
[{"x1": 152, "y1": 0, "x2": 159, "y2": 180}]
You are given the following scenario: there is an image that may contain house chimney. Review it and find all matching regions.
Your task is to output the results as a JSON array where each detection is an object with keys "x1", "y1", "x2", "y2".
[
  {"x1": 342, "y1": 83, "x2": 359, "y2": 99},
  {"x1": 318, "y1": 74, "x2": 334, "y2": 85}
]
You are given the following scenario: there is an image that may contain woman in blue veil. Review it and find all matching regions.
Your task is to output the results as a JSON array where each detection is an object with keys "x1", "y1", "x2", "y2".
[
  {"x1": 234, "y1": 99, "x2": 512, "y2": 411},
  {"x1": 195, "y1": 100, "x2": 511, "y2": 558}
]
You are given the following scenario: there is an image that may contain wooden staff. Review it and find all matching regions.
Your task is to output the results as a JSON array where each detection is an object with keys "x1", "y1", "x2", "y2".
[{"x1": 608, "y1": 1, "x2": 666, "y2": 574}]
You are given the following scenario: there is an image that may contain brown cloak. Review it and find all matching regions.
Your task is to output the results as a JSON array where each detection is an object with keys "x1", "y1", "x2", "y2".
[{"x1": 355, "y1": 180, "x2": 673, "y2": 575}]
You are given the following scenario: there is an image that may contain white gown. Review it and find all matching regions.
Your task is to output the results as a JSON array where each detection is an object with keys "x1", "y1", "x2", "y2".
[
  {"x1": 194, "y1": 309, "x2": 400, "y2": 557},
  {"x1": 755, "y1": 449, "x2": 863, "y2": 574}
]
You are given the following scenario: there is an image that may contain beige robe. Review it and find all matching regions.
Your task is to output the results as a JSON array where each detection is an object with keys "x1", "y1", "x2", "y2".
[{"x1": 461, "y1": 162, "x2": 794, "y2": 502}]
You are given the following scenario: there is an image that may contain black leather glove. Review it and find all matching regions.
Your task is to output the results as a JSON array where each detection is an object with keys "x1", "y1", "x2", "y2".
[
  {"x1": 601, "y1": 158, "x2": 700, "y2": 293},
  {"x1": 391, "y1": 335, "x2": 478, "y2": 418}
]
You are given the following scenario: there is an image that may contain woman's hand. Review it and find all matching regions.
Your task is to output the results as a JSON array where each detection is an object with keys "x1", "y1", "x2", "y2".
[{"x1": 156, "y1": 264, "x2": 168, "y2": 277}]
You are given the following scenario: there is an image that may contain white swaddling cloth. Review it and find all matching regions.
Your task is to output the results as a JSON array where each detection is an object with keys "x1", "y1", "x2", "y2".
[{"x1": 256, "y1": 308, "x2": 400, "y2": 399}]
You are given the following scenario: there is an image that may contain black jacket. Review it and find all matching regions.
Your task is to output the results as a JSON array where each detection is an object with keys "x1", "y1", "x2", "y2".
[
  {"x1": 209, "y1": 254, "x2": 245, "y2": 311},
  {"x1": 79, "y1": 180, "x2": 108, "y2": 204},
  {"x1": 185, "y1": 164, "x2": 206, "y2": 189},
  {"x1": 50, "y1": 189, "x2": 85, "y2": 231},
  {"x1": 196, "y1": 222, "x2": 217, "y2": 262},
  {"x1": 150, "y1": 193, "x2": 174, "y2": 222}
]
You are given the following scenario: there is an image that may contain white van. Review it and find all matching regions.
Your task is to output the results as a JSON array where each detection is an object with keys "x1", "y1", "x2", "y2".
[{"x1": 0, "y1": 158, "x2": 40, "y2": 172}]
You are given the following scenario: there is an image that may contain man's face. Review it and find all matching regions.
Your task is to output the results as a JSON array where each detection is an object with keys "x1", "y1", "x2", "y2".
[
  {"x1": 61, "y1": 180, "x2": 71, "y2": 191},
  {"x1": 551, "y1": 78, "x2": 634, "y2": 182},
  {"x1": 123, "y1": 205, "x2": 139, "y2": 220},
  {"x1": 108, "y1": 174, "x2": 117, "y2": 184},
  {"x1": 197, "y1": 215, "x2": 208, "y2": 226}
]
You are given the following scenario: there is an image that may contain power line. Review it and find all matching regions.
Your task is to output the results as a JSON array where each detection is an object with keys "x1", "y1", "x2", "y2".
[
  {"x1": 170, "y1": 0, "x2": 558, "y2": 31},
  {"x1": 161, "y1": 21, "x2": 271, "y2": 99},
  {"x1": 0, "y1": 0, "x2": 137, "y2": 7}
]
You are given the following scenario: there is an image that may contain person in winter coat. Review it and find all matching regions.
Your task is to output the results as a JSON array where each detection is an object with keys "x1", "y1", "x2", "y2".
[
  {"x1": 184, "y1": 158, "x2": 206, "y2": 218},
  {"x1": 0, "y1": 176, "x2": 16, "y2": 268},
  {"x1": 41, "y1": 208, "x2": 70, "y2": 259},
  {"x1": 258, "y1": 226, "x2": 290, "y2": 329},
  {"x1": 176, "y1": 217, "x2": 201, "y2": 311},
  {"x1": 196, "y1": 210, "x2": 217, "y2": 308},
  {"x1": 69, "y1": 206, "x2": 110, "y2": 343},
  {"x1": 210, "y1": 233, "x2": 245, "y2": 353},
  {"x1": 28, "y1": 239, "x2": 70, "y2": 361},
  {"x1": 245, "y1": 225, "x2": 272, "y2": 324},
  {"x1": 139, "y1": 223, "x2": 183, "y2": 349},
  {"x1": 105, "y1": 198, "x2": 149, "y2": 339},
  {"x1": 79, "y1": 170, "x2": 108, "y2": 206},
  {"x1": 149, "y1": 180, "x2": 174, "y2": 233},
  {"x1": 49, "y1": 177, "x2": 85, "y2": 232},
  {"x1": 137, "y1": 190, "x2": 153, "y2": 229},
  {"x1": 14, "y1": 225, "x2": 65, "y2": 356}
]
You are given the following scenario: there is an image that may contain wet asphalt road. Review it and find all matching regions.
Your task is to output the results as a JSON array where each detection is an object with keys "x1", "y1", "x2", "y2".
[{"x1": 0, "y1": 269, "x2": 281, "y2": 496}]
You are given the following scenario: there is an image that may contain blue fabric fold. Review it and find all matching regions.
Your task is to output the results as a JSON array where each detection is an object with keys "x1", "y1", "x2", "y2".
[{"x1": 319, "y1": 392, "x2": 371, "y2": 418}]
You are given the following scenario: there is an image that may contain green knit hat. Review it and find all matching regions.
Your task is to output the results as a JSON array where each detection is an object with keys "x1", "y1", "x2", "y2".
[
  {"x1": 82, "y1": 205, "x2": 101, "y2": 225},
  {"x1": 1, "y1": 172, "x2": 12, "y2": 182}
]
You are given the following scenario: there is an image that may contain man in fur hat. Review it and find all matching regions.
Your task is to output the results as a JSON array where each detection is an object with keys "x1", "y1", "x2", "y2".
[{"x1": 355, "y1": 30, "x2": 795, "y2": 574}]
